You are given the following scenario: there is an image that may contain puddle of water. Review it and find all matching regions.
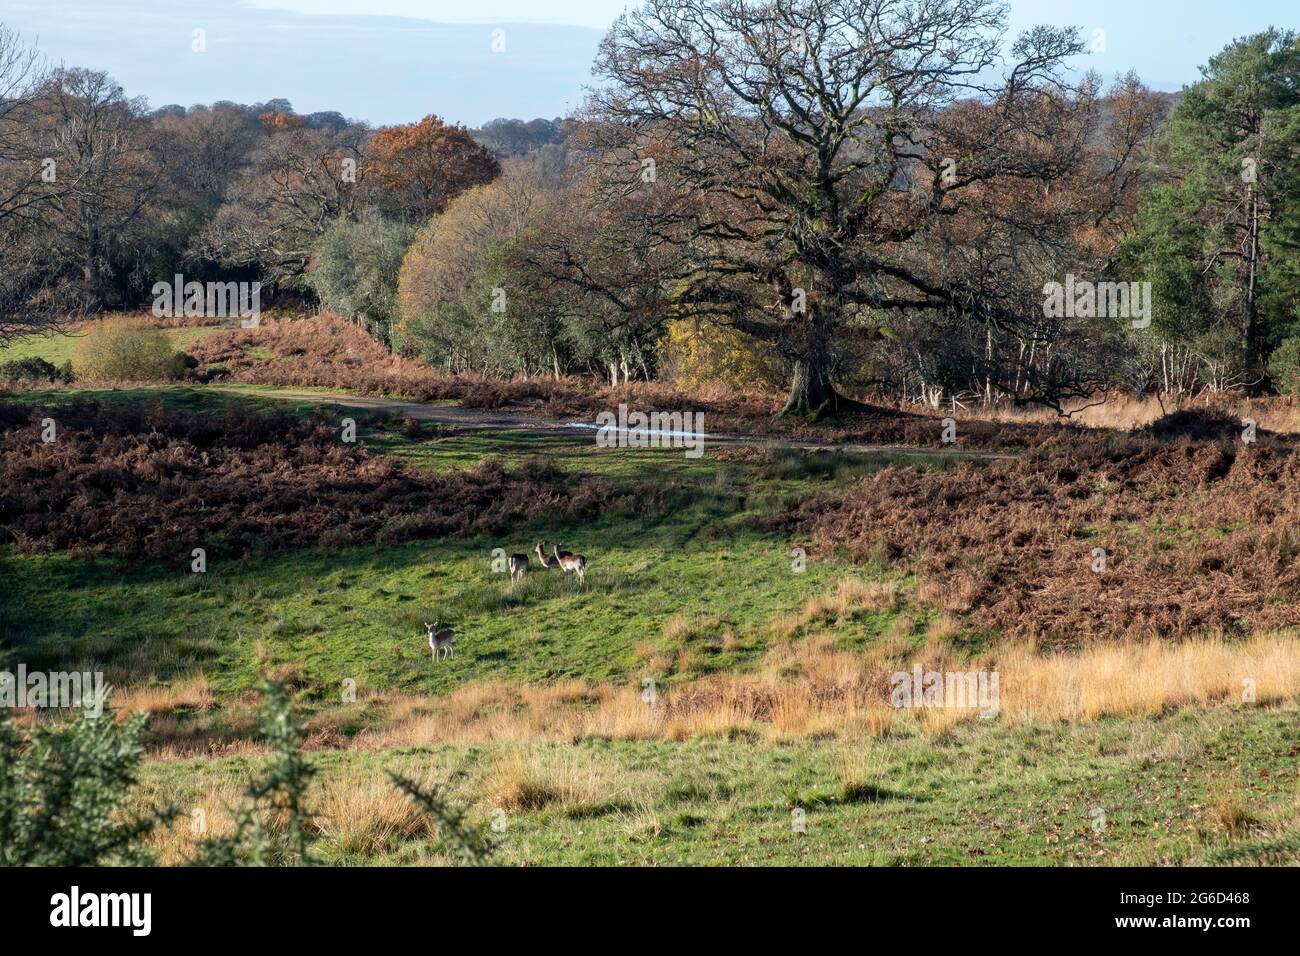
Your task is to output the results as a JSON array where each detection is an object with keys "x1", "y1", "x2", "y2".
[{"x1": 565, "y1": 422, "x2": 709, "y2": 440}]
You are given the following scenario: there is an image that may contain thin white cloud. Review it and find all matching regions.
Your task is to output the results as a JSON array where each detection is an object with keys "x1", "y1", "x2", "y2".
[{"x1": 239, "y1": 0, "x2": 636, "y2": 29}]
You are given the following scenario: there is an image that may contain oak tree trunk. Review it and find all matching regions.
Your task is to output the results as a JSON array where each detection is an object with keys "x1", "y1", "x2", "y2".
[{"x1": 781, "y1": 354, "x2": 840, "y2": 416}]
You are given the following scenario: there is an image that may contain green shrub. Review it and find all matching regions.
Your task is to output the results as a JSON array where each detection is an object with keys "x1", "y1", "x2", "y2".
[
  {"x1": 191, "y1": 682, "x2": 494, "y2": 866},
  {"x1": 0, "y1": 706, "x2": 174, "y2": 866},
  {"x1": 0, "y1": 355, "x2": 60, "y2": 382},
  {"x1": 1269, "y1": 337, "x2": 1300, "y2": 395},
  {"x1": 189, "y1": 681, "x2": 319, "y2": 866},
  {"x1": 0, "y1": 679, "x2": 491, "y2": 867},
  {"x1": 72, "y1": 318, "x2": 183, "y2": 381},
  {"x1": 308, "y1": 209, "x2": 417, "y2": 348}
]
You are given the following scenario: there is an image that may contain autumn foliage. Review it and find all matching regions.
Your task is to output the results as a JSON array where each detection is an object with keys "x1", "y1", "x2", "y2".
[
  {"x1": 188, "y1": 314, "x2": 563, "y2": 408},
  {"x1": 259, "y1": 111, "x2": 307, "y2": 132},
  {"x1": 367, "y1": 114, "x2": 500, "y2": 219}
]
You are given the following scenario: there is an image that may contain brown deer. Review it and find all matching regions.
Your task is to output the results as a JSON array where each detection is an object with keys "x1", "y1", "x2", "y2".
[
  {"x1": 424, "y1": 621, "x2": 454, "y2": 661},
  {"x1": 534, "y1": 541, "x2": 557, "y2": 569},
  {"x1": 551, "y1": 544, "x2": 587, "y2": 586},
  {"x1": 508, "y1": 553, "x2": 529, "y2": 588}
]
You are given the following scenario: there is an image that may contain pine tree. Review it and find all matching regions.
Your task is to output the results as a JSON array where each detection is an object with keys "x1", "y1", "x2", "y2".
[{"x1": 1122, "y1": 30, "x2": 1300, "y2": 388}]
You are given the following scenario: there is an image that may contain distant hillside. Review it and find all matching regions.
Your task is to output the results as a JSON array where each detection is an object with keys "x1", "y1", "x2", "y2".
[{"x1": 0, "y1": 2, "x2": 603, "y2": 126}]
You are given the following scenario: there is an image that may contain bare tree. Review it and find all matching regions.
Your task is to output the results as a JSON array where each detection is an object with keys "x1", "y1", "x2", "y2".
[
  {"x1": 0, "y1": 25, "x2": 45, "y2": 223},
  {"x1": 0, "y1": 24, "x2": 54, "y2": 340},
  {"x1": 150, "y1": 104, "x2": 260, "y2": 204},
  {"x1": 586, "y1": 0, "x2": 1137, "y2": 414},
  {"x1": 519, "y1": 158, "x2": 697, "y2": 384},
  {"x1": 192, "y1": 123, "x2": 368, "y2": 287},
  {"x1": 26, "y1": 69, "x2": 163, "y2": 313}
]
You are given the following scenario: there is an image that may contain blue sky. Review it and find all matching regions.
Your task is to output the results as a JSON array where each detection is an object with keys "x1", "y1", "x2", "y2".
[{"x1": 1, "y1": 1, "x2": 1294, "y2": 125}]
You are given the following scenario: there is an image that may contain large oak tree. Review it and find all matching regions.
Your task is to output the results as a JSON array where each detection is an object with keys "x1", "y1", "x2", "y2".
[{"x1": 585, "y1": 0, "x2": 1148, "y2": 413}]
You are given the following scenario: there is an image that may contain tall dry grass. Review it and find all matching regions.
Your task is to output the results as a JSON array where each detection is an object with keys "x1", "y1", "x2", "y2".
[
  {"x1": 312, "y1": 774, "x2": 438, "y2": 854},
  {"x1": 355, "y1": 631, "x2": 1300, "y2": 747},
  {"x1": 997, "y1": 635, "x2": 1300, "y2": 722},
  {"x1": 131, "y1": 632, "x2": 1300, "y2": 761},
  {"x1": 111, "y1": 675, "x2": 215, "y2": 716},
  {"x1": 123, "y1": 577, "x2": 1300, "y2": 759},
  {"x1": 144, "y1": 784, "x2": 241, "y2": 866},
  {"x1": 142, "y1": 773, "x2": 445, "y2": 864},
  {"x1": 484, "y1": 748, "x2": 629, "y2": 813},
  {"x1": 961, "y1": 392, "x2": 1300, "y2": 435}
]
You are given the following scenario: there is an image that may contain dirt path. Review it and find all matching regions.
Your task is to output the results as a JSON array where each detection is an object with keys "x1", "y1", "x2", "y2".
[{"x1": 230, "y1": 386, "x2": 1016, "y2": 461}]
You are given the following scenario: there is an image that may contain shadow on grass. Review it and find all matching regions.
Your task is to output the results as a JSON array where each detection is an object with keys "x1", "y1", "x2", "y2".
[{"x1": 790, "y1": 783, "x2": 925, "y2": 809}]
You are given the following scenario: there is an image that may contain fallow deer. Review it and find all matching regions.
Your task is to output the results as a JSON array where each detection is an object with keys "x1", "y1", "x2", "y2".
[
  {"x1": 425, "y1": 621, "x2": 454, "y2": 661},
  {"x1": 551, "y1": 544, "x2": 587, "y2": 586},
  {"x1": 508, "y1": 553, "x2": 529, "y2": 587}
]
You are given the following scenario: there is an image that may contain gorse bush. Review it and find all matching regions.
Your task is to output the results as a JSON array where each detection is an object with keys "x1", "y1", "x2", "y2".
[
  {"x1": 72, "y1": 318, "x2": 185, "y2": 381},
  {"x1": 0, "y1": 704, "x2": 176, "y2": 866},
  {"x1": 190, "y1": 682, "x2": 319, "y2": 866},
  {"x1": 184, "y1": 681, "x2": 494, "y2": 865},
  {"x1": 0, "y1": 680, "x2": 492, "y2": 866},
  {"x1": 0, "y1": 355, "x2": 69, "y2": 382},
  {"x1": 389, "y1": 773, "x2": 495, "y2": 866}
]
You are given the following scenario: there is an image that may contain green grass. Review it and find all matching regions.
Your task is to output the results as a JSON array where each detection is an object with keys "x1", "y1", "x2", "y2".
[
  {"x1": 0, "y1": 385, "x2": 908, "y2": 698},
  {"x1": 1, "y1": 532, "x2": 869, "y2": 696},
  {"x1": 3, "y1": 384, "x2": 294, "y2": 414},
  {"x1": 7, "y1": 381, "x2": 1297, "y2": 867},
  {"x1": 0, "y1": 326, "x2": 223, "y2": 368},
  {"x1": 131, "y1": 701, "x2": 1300, "y2": 865}
]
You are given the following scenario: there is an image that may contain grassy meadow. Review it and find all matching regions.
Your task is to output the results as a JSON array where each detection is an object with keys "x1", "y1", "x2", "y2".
[
  {"x1": 131, "y1": 701, "x2": 1300, "y2": 866},
  {"x1": 2, "y1": 374, "x2": 1299, "y2": 867},
  {"x1": 2, "y1": 383, "x2": 925, "y2": 701}
]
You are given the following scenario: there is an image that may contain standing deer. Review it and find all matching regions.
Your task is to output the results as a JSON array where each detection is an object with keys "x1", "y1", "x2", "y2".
[
  {"x1": 425, "y1": 621, "x2": 454, "y2": 661},
  {"x1": 534, "y1": 542, "x2": 557, "y2": 569},
  {"x1": 551, "y1": 544, "x2": 587, "y2": 586},
  {"x1": 508, "y1": 552, "x2": 529, "y2": 588}
]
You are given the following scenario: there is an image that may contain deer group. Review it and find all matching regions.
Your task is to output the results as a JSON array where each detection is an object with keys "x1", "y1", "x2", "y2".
[
  {"x1": 422, "y1": 542, "x2": 589, "y2": 664},
  {"x1": 535, "y1": 541, "x2": 586, "y2": 586}
]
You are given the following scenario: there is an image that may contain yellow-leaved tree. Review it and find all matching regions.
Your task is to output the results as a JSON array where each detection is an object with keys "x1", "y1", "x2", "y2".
[{"x1": 660, "y1": 318, "x2": 785, "y2": 393}]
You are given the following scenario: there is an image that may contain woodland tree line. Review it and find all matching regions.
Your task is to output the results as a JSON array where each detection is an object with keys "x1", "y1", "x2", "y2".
[{"x1": 2, "y1": 0, "x2": 1300, "y2": 414}]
